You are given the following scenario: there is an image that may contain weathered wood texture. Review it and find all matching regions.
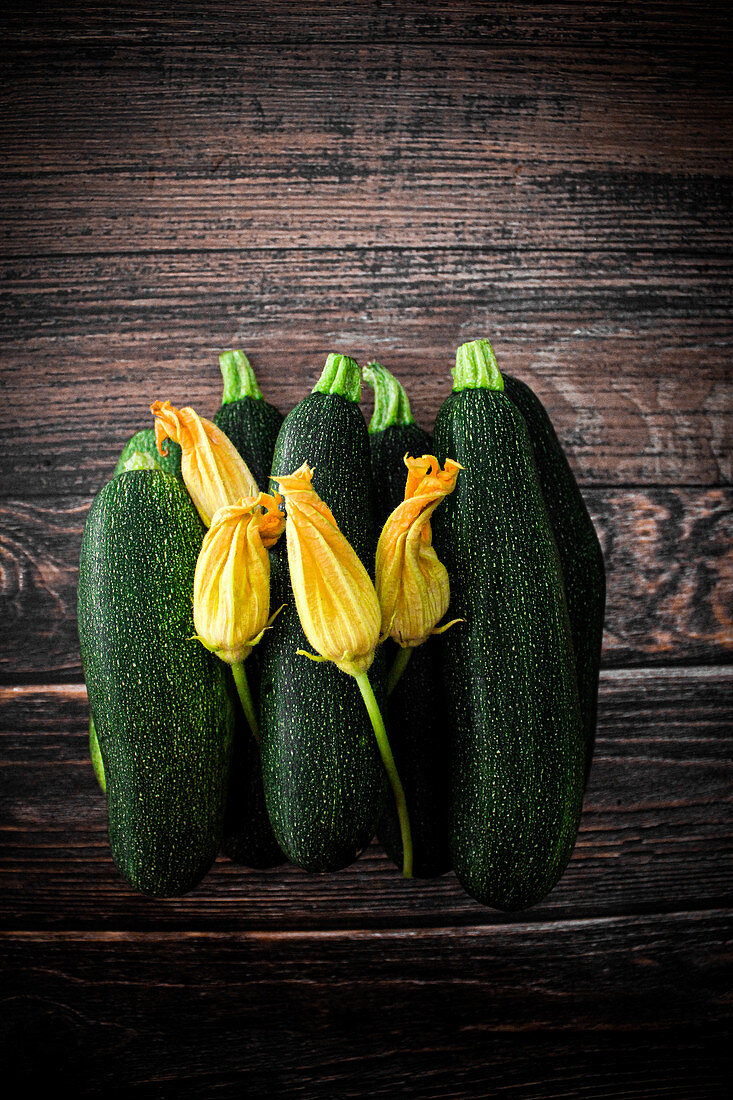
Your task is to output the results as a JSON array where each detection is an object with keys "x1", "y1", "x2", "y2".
[
  {"x1": 2, "y1": 252, "x2": 731, "y2": 493},
  {"x1": 2, "y1": 913, "x2": 730, "y2": 1097},
  {"x1": 1, "y1": 39, "x2": 731, "y2": 254},
  {"x1": 4, "y1": 1, "x2": 732, "y2": 47},
  {"x1": 1, "y1": 4, "x2": 731, "y2": 1094},
  {"x1": 1, "y1": 669, "x2": 730, "y2": 931}
]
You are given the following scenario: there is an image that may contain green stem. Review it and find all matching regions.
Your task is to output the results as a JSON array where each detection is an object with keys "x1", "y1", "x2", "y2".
[
  {"x1": 219, "y1": 350, "x2": 263, "y2": 404},
  {"x1": 231, "y1": 660, "x2": 260, "y2": 743},
  {"x1": 122, "y1": 450, "x2": 160, "y2": 473},
  {"x1": 355, "y1": 671, "x2": 413, "y2": 878},
  {"x1": 452, "y1": 339, "x2": 504, "y2": 392},
  {"x1": 363, "y1": 362, "x2": 415, "y2": 433},
  {"x1": 387, "y1": 646, "x2": 413, "y2": 694},
  {"x1": 312, "y1": 352, "x2": 361, "y2": 403}
]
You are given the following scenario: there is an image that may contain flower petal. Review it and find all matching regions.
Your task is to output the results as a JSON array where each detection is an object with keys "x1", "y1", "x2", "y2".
[
  {"x1": 150, "y1": 400, "x2": 259, "y2": 525},
  {"x1": 193, "y1": 492, "x2": 284, "y2": 664},
  {"x1": 273, "y1": 463, "x2": 381, "y2": 676},
  {"x1": 376, "y1": 455, "x2": 461, "y2": 647}
]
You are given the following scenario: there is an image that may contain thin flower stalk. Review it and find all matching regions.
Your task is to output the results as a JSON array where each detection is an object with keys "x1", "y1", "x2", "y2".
[
  {"x1": 193, "y1": 491, "x2": 285, "y2": 740},
  {"x1": 150, "y1": 400, "x2": 258, "y2": 526}
]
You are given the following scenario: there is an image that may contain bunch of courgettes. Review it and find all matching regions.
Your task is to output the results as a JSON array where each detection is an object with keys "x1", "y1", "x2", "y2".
[{"x1": 78, "y1": 340, "x2": 604, "y2": 908}]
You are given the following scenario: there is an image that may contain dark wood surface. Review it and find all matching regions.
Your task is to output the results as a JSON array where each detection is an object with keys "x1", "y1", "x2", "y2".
[{"x1": 1, "y1": 4, "x2": 731, "y2": 1096}]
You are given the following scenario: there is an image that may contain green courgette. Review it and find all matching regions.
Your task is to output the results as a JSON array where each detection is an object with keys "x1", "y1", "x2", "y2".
[
  {"x1": 432, "y1": 339, "x2": 584, "y2": 911},
  {"x1": 220, "y1": 708, "x2": 284, "y2": 869},
  {"x1": 78, "y1": 468, "x2": 235, "y2": 897},
  {"x1": 213, "y1": 350, "x2": 284, "y2": 492},
  {"x1": 502, "y1": 373, "x2": 605, "y2": 782},
  {"x1": 208, "y1": 350, "x2": 286, "y2": 869},
  {"x1": 363, "y1": 361, "x2": 450, "y2": 878},
  {"x1": 113, "y1": 428, "x2": 182, "y2": 479},
  {"x1": 258, "y1": 354, "x2": 387, "y2": 873}
]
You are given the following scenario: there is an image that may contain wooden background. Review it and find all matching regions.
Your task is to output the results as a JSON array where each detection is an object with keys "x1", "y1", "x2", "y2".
[{"x1": 1, "y1": 3, "x2": 731, "y2": 1096}]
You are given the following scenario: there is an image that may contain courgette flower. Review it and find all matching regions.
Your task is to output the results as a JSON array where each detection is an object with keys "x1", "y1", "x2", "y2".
[
  {"x1": 193, "y1": 492, "x2": 285, "y2": 665},
  {"x1": 376, "y1": 454, "x2": 461, "y2": 648},
  {"x1": 150, "y1": 400, "x2": 258, "y2": 526},
  {"x1": 272, "y1": 463, "x2": 381, "y2": 677}
]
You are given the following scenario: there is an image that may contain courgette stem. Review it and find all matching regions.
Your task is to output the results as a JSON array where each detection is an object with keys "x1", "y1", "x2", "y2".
[
  {"x1": 122, "y1": 450, "x2": 160, "y2": 472},
  {"x1": 231, "y1": 660, "x2": 260, "y2": 743},
  {"x1": 387, "y1": 646, "x2": 413, "y2": 694},
  {"x1": 355, "y1": 671, "x2": 413, "y2": 878},
  {"x1": 219, "y1": 350, "x2": 263, "y2": 404},
  {"x1": 363, "y1": 362, "x2": 415, "y2": 433},
  {"x1": 452, "y1": 339, "x2": 504, "y2": 392},
  {"x1": 312, "y1": 352, "x2": 361, "y2": 403}
]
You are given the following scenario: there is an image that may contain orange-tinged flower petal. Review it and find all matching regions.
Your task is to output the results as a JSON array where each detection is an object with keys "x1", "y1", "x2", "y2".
[
  {"x1": 376, "y1": 455, "x2": 461, "y2": 647},
  {"x1": 273, "y1": 463, "x2": 381, "y2": 677},
  {"x1": 193, "y1": 492, "x2": 285, "y2": 664},
  {"x1": 150, "y1": 400, "x2": 258, "y2": 526}
]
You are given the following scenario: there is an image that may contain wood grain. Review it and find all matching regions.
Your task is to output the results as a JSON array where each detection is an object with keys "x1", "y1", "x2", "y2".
[
  {"x1": 1, "y1": 668, "x2": 730, "y2": 931},
  {"x1": 1, "y1": 489, "x2": 729, "y2": 682},
  {"x1": 4, "y1": 1, "x2": 732, "y2": 50},
  {"x1": 6, "y1": 169, "x2": 731, "y2": 257},
  {"x1": 2, "y1": 249, "x2": 731, "y2": 494},
  {"x1": 2, "y1": 912, "x2": 729, "y2": 1097},
  {"x1": 2, "y1": 6, "x2": 730, "y2": 263},
  {"x1": 1, "y1": 37, "x2": 730, "y2": 180}
]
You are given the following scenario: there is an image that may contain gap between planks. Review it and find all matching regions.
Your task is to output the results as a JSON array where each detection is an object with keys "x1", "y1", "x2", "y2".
[
  {"x1": 2, "y1": 665, "x2": 731, "y2": 701},
  {"x1": 0, "y1": 906, "x2": 730, "y2": 944}
]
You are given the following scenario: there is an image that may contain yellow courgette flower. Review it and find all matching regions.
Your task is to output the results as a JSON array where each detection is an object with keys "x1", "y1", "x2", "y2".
[
  {"x1": 272, "y1": 463, "x2": 381, "y2": 677},
  {"x1": 376, "y1": 454, "x2": 462, "y2": 648},
  {"x1": 150, "y1": 400, "x2": 258, "y2": 526},
  {"x1": 193, "y1": 492, "x2": 285, "y2": 665}
]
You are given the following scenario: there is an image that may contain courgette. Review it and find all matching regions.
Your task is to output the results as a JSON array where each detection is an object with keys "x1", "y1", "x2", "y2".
[
  {"x1": 258, "y1": 354, "x2": 387, "y2": 873},
  {"x1": 89, "y1": 450, "x2": 171, "y2": 790},
  {"x1": 502, "y1": 373, "x2": 605, "y2": 782},
  {"x1": 113, "y1": 428, "x2": 182, "y2": 479},
  {"x1": 213, "y1": 350, "x2": 284, "y2": 492},
  {"x1": 432, "y1": 339, "x2": 584, "y2": 911},
  {"x1": 220, "y1": 708, "x2": 284, "y2": 869},
  {"x1": 78, "y1": 468, "x2": 234, "y2": 897},
  {"x1": 210, "y1": 350, "x2": 286, "y2": 868},
  {"x1": 363, "y1": 361, "x2": 450, "y2": 878}
]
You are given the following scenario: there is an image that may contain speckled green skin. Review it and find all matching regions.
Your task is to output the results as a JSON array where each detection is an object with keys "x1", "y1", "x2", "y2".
[
  {"x1": 213, "y1": 398, "x2": 283, "y2": 494},
  {"x1": 77, "y1": 470, "x2": 234, "y2": 897},
  {"x1": 220, "y1": 700, "x2": 285, "y2": 869},
  {"x1": 369, "y1": 422, "x2": 452, "y2": 879},
  {"x1": 113, "y1": 428, "x2": 182, "y2": 479},
  {"x1": 503, "y1": 375, "x2": 605, "y2": 783},
  {"x1": 432, "y1": 389, "x2": 584, "y2": 911},
  {"x1": 259, "y1": 392, "x2": 387, "y2": 873},
  {"x1": 368, "y1": 421, "x2": 436, "y2": 531}
]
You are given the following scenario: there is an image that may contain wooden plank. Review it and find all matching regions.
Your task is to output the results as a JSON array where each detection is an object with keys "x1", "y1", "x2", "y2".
[
  {"x1": 1, "y1": 35, "x2": 730, "y2": 256},
  {"x1": 0, "y1": 669, "x2": 730, "y2": 930},
  {"x1": 1, "y1": 913, "x2": 730, "y2": 1097},
  {"x1": 2, "y1": 250, "x2": 730, "y2": 494},
  {"x1": 6, "y1": 169, "x2": 731, "y2": 257},
  {"x1": 2, "y1": 33, "x2": 730, "y2": 163},
  {"x1": 3, "y1": 1, "x2": 731, "y2": 51},
  {"x1": 0, "y1": 489, "x2": 729, "y2": 683}
]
